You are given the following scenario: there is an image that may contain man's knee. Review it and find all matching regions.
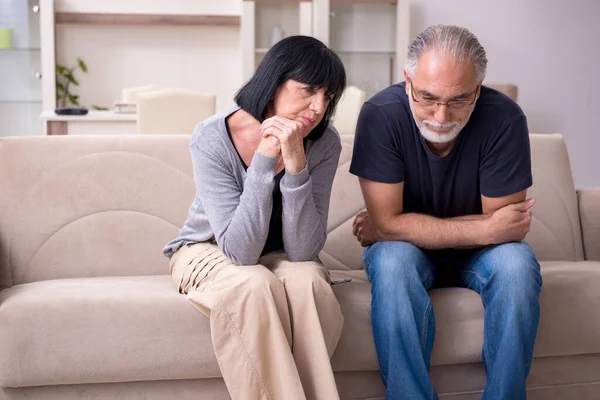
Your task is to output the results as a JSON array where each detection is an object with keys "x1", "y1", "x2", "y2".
[
  {"x1": 486, "y1": 242, "x2": 542, "y2": 293},
  {"x1": 364, "y1": 241, "x2": 432, "y2": 288}
]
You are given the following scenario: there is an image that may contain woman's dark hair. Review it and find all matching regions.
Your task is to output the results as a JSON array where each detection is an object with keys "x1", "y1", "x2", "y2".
[{"x1": 235, "y1": 35, "x2": 346, "y2": 140}]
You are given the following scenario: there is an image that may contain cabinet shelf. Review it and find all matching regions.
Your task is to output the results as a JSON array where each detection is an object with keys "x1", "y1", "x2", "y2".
[
  {"x1": 55, "y1": 12, "x2": 241, "y2": 26},
  {"x1": 0, "y1": 48, "x2": 41, "y2": 52},
  {"x1": 0, "y1": 100, "x2": 43, "y2": 104}
]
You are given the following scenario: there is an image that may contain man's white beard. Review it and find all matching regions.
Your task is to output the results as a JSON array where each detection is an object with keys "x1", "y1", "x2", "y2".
[
  {"x1": 419, "y1": 120, "x2": 461, "y2": 143},
  {"x1": 409, "y1": 98, "x2": 475, "y2": 144}
]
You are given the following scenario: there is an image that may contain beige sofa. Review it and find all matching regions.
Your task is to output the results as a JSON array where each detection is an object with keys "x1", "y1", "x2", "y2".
[{"x1": 0, "y1": 133, "x2": 598, "y2": 400}]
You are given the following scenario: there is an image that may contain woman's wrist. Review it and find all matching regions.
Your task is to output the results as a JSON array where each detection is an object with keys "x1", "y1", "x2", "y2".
[{"x1": 284, "y1": 157, "x2": 306, "y2": 174}]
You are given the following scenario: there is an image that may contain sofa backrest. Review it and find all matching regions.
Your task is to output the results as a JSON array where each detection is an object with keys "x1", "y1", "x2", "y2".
[
  {"x1": 527, "y1": 134, "x2": 585, "y2": 261},
  {"x1": 320, "y1": 134, "x2": 585, "y2": 270},
  {"x1": 0, "y1": 133, "x2": 584, "y2": 288},
  {"x1": 0, "y1": 135, "x2": 195, "y2": 289}
]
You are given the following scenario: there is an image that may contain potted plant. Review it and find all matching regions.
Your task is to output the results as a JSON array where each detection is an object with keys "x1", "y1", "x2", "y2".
[{"x1": 55, "y1": 58, "x2": 108, "y2": 115}]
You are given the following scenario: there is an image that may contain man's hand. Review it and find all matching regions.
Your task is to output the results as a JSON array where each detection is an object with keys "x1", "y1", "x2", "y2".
[
  {"x1": 352, "y1": 209, "x2": 382, "y2": 247},
  {"x1": 485, "y1": 198, "x2": 535, "y2": 244},
  {"x1": 261, "y1": 116, "x2": 307, "y2": 174}
]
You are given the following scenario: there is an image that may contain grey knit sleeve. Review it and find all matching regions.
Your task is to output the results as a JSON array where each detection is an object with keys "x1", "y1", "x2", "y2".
[
  {"x1": 190, "y1": 136, "x2": 277, "y2": 265},
  {"x1": 280, "y1": 127, "x2": 342, "y2": 261}
]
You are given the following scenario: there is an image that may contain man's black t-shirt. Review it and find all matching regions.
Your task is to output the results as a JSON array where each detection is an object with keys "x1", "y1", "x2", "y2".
[{"x1": 350, "y1": 82, "x2": 532, "y2": 220}]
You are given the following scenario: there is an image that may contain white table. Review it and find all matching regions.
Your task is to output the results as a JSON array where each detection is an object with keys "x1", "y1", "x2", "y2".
[{"x1": 41, "y1": 110, "x2": 137, "y2": 135}]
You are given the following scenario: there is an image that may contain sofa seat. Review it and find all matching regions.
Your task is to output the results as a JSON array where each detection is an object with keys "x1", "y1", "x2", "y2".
[
  {"x1": 0, "y1": 276, "x2": 220, "y2": 388},
  {"x1": 1, "y1": 262, "x2": 599, "y2": 389}
]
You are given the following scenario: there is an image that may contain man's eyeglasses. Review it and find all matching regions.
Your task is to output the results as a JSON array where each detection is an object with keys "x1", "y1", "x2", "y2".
[{"x1": 409, "y1": 79, "x2": 479, "y2": 112}]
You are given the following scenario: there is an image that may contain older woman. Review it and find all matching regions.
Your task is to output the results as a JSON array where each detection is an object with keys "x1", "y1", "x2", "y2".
[{"x1": 164, "y1": 36, "x2": 347, "y2": 400}]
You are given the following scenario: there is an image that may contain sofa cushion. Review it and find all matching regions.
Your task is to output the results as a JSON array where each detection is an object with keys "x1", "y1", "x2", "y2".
[
  {"x1": 331, "y1": 261, "x2": 600, "y2": 369},
  {"x1": 1, "y1": 262, "x2": 599, "y2": 388},
  {"x1": 0, "y1": 276, "x2": 219, "y2": 387}
]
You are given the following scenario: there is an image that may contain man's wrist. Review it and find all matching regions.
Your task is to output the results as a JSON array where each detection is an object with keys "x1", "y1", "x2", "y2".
[{"x1": 478, "y1": 218, "x2": 494, "y2": 246}]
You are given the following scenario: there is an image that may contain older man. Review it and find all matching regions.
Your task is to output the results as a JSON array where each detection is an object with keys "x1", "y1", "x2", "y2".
[{"x1": 350, "y1": 25, "x2": 542, "y2": 400}]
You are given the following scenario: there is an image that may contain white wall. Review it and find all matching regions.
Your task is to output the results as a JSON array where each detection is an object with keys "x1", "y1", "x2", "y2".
[
  {"x1": 409, "y1": 0, "x2": 600, "y2": 188},
  {"x1": 56, "y1": 24, "x2": 241, "y2": 112}
]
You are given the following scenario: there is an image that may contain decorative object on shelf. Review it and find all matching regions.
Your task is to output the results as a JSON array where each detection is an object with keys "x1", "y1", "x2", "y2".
[
  {"x1": 136, "y1": 88, "x2": 216, "y2": 134},
  {"x1": 91, "y1": 105, "x2": 109, "y2": 111},
  {"x1": 121, "y1": 84, "x2": 165, "y2": 103},
  {"x1": 270, "y1": 25, "x2": 284, "y2": 47},
  {"x1": 0, "y1": 28, "x2": 13, "y2": 49},
  {"x1": 113, "y1": 102, "x2": 136, "y2": 114},
  {"x1": 55, "y1": 107, "x2": 88, "y2": 116},
  {"x1": 332, "y1": 85, "x2": 367, "y2": 136}
]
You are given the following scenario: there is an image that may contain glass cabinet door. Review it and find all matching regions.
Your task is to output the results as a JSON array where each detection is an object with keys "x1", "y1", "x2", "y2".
[
  {"x1": 0, "y1": 0, "x2": 43, "y2": 137},
  {"x1": 329, "y1": 1, "x2": 398, "y2": 99}
]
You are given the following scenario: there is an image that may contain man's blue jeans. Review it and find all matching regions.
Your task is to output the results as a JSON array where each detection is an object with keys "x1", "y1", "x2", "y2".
[{"x1": 363, "y1": 241, "x2": 542, "y2": 400}]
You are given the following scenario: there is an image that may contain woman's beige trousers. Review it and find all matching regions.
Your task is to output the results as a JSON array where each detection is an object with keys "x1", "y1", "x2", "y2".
[{"x1": 170, "y1": 242, "x2": 344, "y2": 400}]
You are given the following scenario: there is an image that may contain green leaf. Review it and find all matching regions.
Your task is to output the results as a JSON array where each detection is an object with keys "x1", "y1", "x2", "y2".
[
  {"x1": 91, "y1": 105, "x2": 109, "y2": 111},
  {"x1": 65, "y1": 72, "x2": 79, "y2": 86},
  {"x1": 77, "y1": 58, "x2": 88, "y2": 73},
  {"x1": 56, "y1": 81, "x2": 66, "y2": 92},
  {"x1": 56, "y1": 65, "x2": 66, "y2": 74},
  {"x1": 68, "y1": 94, "x2": 80, "y2": 106},
  {"x1": 56, "y1": 93, "x2": 61, "y2": 102}
]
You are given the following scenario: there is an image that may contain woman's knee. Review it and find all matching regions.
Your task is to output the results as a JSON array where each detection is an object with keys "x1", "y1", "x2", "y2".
[
  {"x1": 220, "y1": 265, "x2": 284, "y2": 299},
  {"x1": 276, "y1": 261, "x2": 332, "y2": 295}
]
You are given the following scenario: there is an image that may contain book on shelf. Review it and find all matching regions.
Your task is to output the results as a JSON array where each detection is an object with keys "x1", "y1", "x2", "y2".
[{"x1": 113, "y1": 102, "x2": 136, "y2": 114}]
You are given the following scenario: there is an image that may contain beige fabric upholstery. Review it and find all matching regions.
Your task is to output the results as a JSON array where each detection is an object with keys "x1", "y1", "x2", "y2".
[
  {"x1": 331, "y1": 85, "x2": 367, "y2": 136},
  {"x1": 528, "y1": 134, "x2": 585, "y2": 261},
  {"x1": 0, "y1": 135, "x2": 194, "y2": 288},
  {"x1": 485, "y1": 83, "x2": 518, "y2": 101},
  {"x1": 330, "y1": 262, "x2": 600, "y2": 370},
  {"x1": 1, "y1": 264, "x2": 599, "y2": 390},
  {"x1": 121, "y1": 84, "x2": 165, "y2": 103},
  {"x1": 1, "y1": 133, "x2": 599, "y2": 399},
  {"x1": 2, "y1": 357, "x2": 600, "y2": 400},
  {"x1": 578, "y1": 187, "x2": 600, "y2": 261},
  {"x1": 136, "y1": 89, "x2": 216, "y2": 134}
]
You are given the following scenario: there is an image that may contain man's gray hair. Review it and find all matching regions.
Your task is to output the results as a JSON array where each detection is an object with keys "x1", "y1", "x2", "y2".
[{"x1": 404, "y1": 25, "x2": 488, "y2": 83}]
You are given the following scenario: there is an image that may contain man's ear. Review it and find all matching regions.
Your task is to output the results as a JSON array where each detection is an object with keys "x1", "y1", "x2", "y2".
[{"x1": 403, "y1": 69, "x2": 410, "y2": 96}]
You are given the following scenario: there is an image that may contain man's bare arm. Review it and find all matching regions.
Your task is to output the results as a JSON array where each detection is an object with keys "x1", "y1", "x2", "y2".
[{"x1": 354, "y1": 178, "x2": 533, "y2": 248}]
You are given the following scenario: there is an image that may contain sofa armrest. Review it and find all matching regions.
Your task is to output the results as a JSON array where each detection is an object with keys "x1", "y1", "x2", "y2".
[{"x1": 578, "y1": 187, "x2": 600, "y2": 261}]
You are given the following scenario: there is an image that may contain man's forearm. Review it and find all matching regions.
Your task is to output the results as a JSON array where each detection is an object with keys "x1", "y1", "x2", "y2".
[
  {"x1": 450, "y1": 214, "x2": 489, "y2": 221},
  {"x1": 378, "y1": 213, "x2": 490, "y2": 249}
]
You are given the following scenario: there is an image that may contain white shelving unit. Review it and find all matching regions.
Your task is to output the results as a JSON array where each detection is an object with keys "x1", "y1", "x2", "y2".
[
  {"x1": 241, "y1": 0, "x2": 410, "y2": 97},
  {"x1": 329, "y1": 1, "x2": 409, "y2": 98},
  {"x1": 34, "y1": 0, "x2": 409, "y2": 135},
  {"x1": 38, "y1": 0, "x2": 244, "y2": 135},
  {"x1": 241, "y1": 1, "x2": 313, "y2": 81},
  {"x1": 0, "y1": 0, "x2": 44, "y2": 137}
]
